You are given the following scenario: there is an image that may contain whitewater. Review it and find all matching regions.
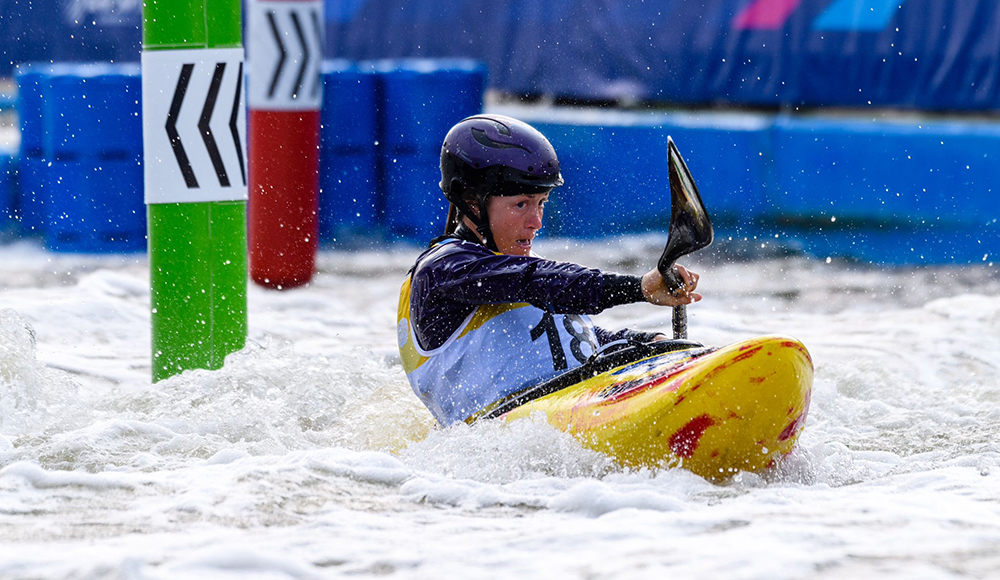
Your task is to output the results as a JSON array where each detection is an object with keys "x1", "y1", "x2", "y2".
[{"x1": 1, "y1": 233, "x2": 999, "y2": 579}]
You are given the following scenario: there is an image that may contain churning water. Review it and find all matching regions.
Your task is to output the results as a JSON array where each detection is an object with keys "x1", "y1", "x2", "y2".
[{"x1": 1, "y1": 236, "x2": 999, "y2": 579}]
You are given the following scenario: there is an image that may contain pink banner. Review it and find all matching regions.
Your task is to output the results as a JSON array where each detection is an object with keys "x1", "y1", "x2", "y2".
[{"x1": 732, "y1": 0, "x2": 802, "y2": 30}]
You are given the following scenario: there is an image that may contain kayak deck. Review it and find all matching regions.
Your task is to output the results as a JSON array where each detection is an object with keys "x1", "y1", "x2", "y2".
[{"x1": 499, "y1": 335, "x2": 813, "y2": 481}]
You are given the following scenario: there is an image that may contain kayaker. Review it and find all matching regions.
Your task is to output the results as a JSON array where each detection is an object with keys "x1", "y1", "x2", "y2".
[{"x1": 397, "y1": 114, "x2": 701, "y2": 426}]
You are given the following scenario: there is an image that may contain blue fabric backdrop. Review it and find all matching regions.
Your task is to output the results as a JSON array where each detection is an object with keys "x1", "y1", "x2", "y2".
[
  {"x1": 0, "y1": 0, "x2": 141, "y2": 74},
  {"x1": 3, "y1": 0, "x2": 999, "y2": 110},
  {"x1": 326, "y1": 0, "x2": 1000, "y2": 111}
]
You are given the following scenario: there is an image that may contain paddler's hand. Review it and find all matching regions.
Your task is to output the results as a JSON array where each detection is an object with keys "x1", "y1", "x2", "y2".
[{"x1": 640, "y1": 264, "x2": 701, "y2": 306}]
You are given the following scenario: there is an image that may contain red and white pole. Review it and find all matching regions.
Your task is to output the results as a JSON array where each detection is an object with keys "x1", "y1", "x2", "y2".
[{"x1": 247, "y1": 0, "x2": 324, "y2": 289}]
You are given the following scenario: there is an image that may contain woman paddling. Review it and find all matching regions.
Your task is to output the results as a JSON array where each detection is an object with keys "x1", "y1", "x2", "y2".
[{"x1": 397, "y1": 114, "x2": 701, "y2": 426}]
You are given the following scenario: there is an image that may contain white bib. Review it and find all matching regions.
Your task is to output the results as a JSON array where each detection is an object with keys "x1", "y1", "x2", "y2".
[{"x1": 398, "y1": 277, "x2": 599, "y2": 425}]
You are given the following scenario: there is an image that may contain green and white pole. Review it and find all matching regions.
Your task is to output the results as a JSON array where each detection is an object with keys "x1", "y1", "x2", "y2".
[{"x1": 142, "y1": 0, "x2": 248, "y2": 382}]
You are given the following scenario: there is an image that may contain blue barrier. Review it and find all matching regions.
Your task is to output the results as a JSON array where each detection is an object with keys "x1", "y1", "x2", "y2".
[
  {"x1": 372, "y1": 59, "x2": 485, "y2": 240},
  {"x1": 44, "y1": 156, "x2": 145, "y2": 253},
  {"x1": 375, "y1": 59, "x2": 486, "y2": 154},
  {"x1": 13, "y1": 63, "x2": 145, "y2": 252},
  {"x1": 319, "y1": 61, "x2": 380, "y2": 243},
  {"x1": 319, "y1": 152, "x2": 380, "y2": 242},
  {"x1": 530, "y1": 110, "x2": 772, "y2": 238},
  {"x1": 45, "y1": 65, "x2": 143, "y2": 160},
  {"x1": 46, "y1": 74, "x2": 102, "y2": 160},
  {"x1": 532, "y1": 121, "x2": 671, "y2": 238},
  {"x1": 382, "y1": 151, "x2": 449, "y2": 240},
  {"x1": 15, "y1": 156, "x2": 52, "y2": 235},
  {"x1": 15, "y1": 66, "x2": 52, "y2": 233},
  {"x1": 770, "y1": 117, "x2": 1000, "y2": 226},
  {"x1": 774, "y1": 222, "x2": 1000, "y2": 265},
  {"x1": 500, "y1": 107, "x2": 999, "y2": 264},
  {"x1": 321, "y1": 60, "x2": 378, "y2": 151},
  {"x1": 92, "y1": 70, "x2": 143, "y2": 156},
  {"x1": 16, "y1": 68, "x2": 48, "y2": 159},
  {"x1": 319, "y1": 59, "x2": 485, "y2": 242},
  {"x1": 6, "y1": 56, "x2": 997, "y2": 263},
  {"x1": 43, "y1": 160, "x2": 90, "y2": 249},
  {"x1": 769, "y1": 116, "x2": 1000, "y2": 263}
]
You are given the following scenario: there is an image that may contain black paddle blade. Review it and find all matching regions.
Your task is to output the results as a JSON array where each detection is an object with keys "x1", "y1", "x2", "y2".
[{"x1": 658, "y1": 136, "x2": 714, "y2": 290}]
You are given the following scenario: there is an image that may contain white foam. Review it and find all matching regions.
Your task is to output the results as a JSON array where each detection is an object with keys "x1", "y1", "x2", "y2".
[
  {"x1": 399, "y1": 413, "x2": 612, "y2": 483},
  {"x1": 1, "y1": 238, "x2": 999, "y2": 578},
  {"x1": 0, "y1": 461, "x2": 135, "y2": 490},
  {"x1": 166, "y1": 547, "x2": 320, "y2": 579},
  {"x1": 548, "y1": 478, "x2": 687, "y2": 517}
]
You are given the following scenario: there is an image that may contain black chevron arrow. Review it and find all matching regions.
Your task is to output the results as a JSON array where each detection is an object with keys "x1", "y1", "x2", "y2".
[
  {"x1": 290, "y1": 9, "x2": 309, "y2": 100},
  {"x1": 310, "y1": 6, "x2": 323, "y2": 99},
  {"x1": 166, "y1": 63, "x2": 199, "y2": 188},
  {"x1": 229, "y1": 61, "x2": 246, "y2": 186},
  {"x1": 267, "y1": 11, "x2": 286, "y2": 99},
  {"x1": 199, "y1": 62, "x2": 230, "y2": 187}
]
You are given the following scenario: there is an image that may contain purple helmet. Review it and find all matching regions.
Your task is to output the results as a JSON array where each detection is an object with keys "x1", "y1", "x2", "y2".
[{"x1": 439, "y1": 114, "x2": 564, "y2": 203}]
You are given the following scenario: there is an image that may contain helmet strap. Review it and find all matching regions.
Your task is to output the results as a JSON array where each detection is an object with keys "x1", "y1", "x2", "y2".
[
  {"x1": 448, "y1": 194, "x2": 498, "y2": 252},
  {"x1": 473, "y1": 193, "x2": 499, "y2": 252},
  {"x1": 443, "y1": 203, "x2": 461, "y2": 235}
]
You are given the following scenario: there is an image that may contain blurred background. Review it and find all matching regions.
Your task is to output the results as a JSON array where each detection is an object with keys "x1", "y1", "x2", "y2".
[{"x1": 1, "y1": 0, "x2": 998, "y2": 264}]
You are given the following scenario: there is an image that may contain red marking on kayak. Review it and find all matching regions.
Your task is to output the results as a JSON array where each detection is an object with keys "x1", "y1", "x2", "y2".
[
  {"x1": 699, "y1": 345, "x2": 765, "y2": 384},
  {"x1": 781, "y1": 340, "x2": 814, "y2": 366},
  {"x1": 732, "y1": 346, "x2": 763, "y2": 363},
  {"x1": 779, "y1": 383, "x2": 812, "y2": 441},
  {"x1": 669, "y1": 414, "x2": 715, "y2": 458},
  {"x1": 778, "y1": 411, "x2": 806, "y2": 441}
]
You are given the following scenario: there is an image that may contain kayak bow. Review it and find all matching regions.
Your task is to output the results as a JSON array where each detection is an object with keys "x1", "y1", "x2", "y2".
[{"x1": 498, "y1": 334, "x2": 813, "y2": 481}]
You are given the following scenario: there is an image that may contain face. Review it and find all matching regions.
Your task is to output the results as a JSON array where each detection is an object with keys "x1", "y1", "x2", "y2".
[{"x1": 485, "y1": 193, "x2": 549, "y2": 256}]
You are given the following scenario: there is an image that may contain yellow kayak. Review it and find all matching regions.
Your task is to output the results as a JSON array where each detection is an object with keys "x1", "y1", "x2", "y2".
[{"x1": 472, "y1": 335, "x2": 813, "y2": 481}]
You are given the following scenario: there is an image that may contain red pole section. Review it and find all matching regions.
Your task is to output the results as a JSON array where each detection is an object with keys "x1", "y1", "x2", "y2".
[{"x1": 247, "y1": 0, "x2": 324, "y2": 289}]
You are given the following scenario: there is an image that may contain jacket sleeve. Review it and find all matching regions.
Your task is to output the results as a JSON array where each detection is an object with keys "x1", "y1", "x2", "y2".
[{"x1": 422, "y1": 242, "x2": 644, "y2": 315}]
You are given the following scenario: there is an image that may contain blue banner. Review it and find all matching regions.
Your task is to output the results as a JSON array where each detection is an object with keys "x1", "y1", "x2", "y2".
[
  {"x1": 0, "y1": 0, "x2": 141, "y2": 75},
  {"x1": 3, "y1": 0, "x2": 999, "y2": 110},
  {"x1": 326, "y1": 0, "x2": 1000, "y2": 111}
]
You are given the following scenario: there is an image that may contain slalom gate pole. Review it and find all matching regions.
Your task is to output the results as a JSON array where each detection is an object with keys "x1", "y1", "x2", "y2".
[
  {"x1": 142, "y1": 0, "x2": 249, "y2": 382},
  {"x1": 247, "y1": 0, "x2": 324, "y2": 289}
]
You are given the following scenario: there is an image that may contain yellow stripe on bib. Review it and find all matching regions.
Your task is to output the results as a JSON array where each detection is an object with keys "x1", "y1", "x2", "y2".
[{"x1": 397, "y1": 278, "x2": 428, "y2": 374}]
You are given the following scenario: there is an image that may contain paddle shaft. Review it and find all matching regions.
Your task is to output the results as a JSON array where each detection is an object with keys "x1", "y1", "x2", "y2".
[
  {"x1": 661, "y1": 264, "x2": 689, "y2": 340},
  {"x1": 673, "y1": 305, "x2": 688, "y2": 340}
]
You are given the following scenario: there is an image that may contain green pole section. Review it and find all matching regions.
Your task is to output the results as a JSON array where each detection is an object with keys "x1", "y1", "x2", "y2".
[{"x1": 143, "y1": 0, "x2": 247, "y2": 382}]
